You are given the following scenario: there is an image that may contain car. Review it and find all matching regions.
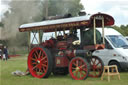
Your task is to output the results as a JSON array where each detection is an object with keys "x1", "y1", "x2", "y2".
[
  {"x1": 93, "y1": 28, "x2": 128, "y2": 72},
  {"x1": 125, "y1": 36, "x2": 128, "y2": 41}
]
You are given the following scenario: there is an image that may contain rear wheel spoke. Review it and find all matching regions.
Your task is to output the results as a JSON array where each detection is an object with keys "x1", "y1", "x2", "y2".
[
  {"x1": 35, "y1": 50, "x2": 39, "y2": 57},
  {"x1": 32, "y1": 64, "x2": 38, "y2": 70},
  {"x1": 38, "y1": 50, "x2": 42, "y2": 58},
  {"x1": 41, "y1": 56, "x2": 47, "y2": 61},
  {"x1": 32, "y1": 62, "x2": 37, "y2": 65},
  {"x1": 31, "y1": 58, "x2": 37, "y2": 61},
  {"x1": 42, "y1": 64, "x2": 47, "y2": 67},
  {"x1": 34, "y1": 53, "x2": 38, "y2": 59},
  {"x1": 43, "y1": 67, "x2": 46, "y2": 72}
]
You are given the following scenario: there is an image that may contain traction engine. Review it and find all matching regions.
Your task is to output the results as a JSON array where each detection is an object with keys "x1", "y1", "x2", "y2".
[{"x1": 19, "y1": 13, "x2": 115, "y2": 80}]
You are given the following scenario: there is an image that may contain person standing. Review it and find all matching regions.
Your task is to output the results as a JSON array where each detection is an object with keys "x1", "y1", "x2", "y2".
[
  {"x1": 3, "y1": 46, "x2": 8, "y2": 61},
  {"x1": 0, "y1": 49, "x2": 2, "y2": 59}
]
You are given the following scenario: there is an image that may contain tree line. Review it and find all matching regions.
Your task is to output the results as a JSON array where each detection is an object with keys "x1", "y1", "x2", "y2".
[{"x1": 112, "y1": 25, "x2": 128, "y2": 36}]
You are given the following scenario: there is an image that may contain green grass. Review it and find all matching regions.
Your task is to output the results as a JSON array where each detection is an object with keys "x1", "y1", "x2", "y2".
[{"x1": 0, "y1": 55, "x2": 128, "y2": 85}]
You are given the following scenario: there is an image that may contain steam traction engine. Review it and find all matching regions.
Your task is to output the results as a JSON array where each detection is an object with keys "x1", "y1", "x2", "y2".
[{"x1": 19, "y1": 13, "x2": 114, "y2": 80}]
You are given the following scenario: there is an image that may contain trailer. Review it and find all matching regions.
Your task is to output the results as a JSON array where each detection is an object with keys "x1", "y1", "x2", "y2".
[{"x1": 19, "y1": 12, "x2": 114, "y2": 80}]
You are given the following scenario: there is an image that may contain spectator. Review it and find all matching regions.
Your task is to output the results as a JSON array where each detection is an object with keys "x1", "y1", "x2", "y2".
[
  {"x1": 3, "y1": 46, "x2": 8, "y2": 61},
  {"x1": 0, "y1": 49, "x2": 2, "y2": 59}
]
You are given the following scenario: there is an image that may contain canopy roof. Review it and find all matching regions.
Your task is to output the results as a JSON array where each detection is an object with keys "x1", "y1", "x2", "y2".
[{"x1": 19, "y1": 13, "x2": 114, "y2": 32}]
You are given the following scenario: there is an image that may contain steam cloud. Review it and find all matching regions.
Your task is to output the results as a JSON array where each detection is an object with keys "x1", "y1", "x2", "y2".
[{"x1": 2, "y1": 0, "x2": 42, "y2": 39}]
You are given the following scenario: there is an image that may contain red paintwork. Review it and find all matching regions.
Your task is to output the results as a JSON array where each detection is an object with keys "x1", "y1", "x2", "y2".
[
  {"x1": 84, "y1": 44, "x2": 105, "y2": 50},
  {"x1": 89, "y1": 13, "x2": 114, "y2": 27},
  {"x1": 55, "y1": 56, "x2": 69, "y2": 67},
  {"x1": 56, "y1": 41, "x2": 68, "y2": 49},
  {"x1": 42, "y1": 38, "x2": 56, "y2": 48},
  {"x1": 28, "y1": 47, "x2": 48, "y2": 78},
  {"x1": 19, "y1": 13, "x2": 114, "y2": 32},
  {"x1": 69, "y1": 57, "x2": 89, "y2": 80}
]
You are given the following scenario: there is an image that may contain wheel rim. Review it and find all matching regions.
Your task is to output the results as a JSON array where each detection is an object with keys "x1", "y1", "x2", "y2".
[
  {"x1": 89, "y1": 56, "x2": 103, "y2": 77},
  {"x1": 28, "y1": 47, "x2": 48, "y2": 78},
  {"x1": 69, "y1": 57, "x2": 88, "y2": 80}
]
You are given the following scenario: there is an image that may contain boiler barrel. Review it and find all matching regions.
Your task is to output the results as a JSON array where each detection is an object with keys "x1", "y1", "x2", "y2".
[{"x1": 74, "y1": 50, "x2": 92, "y2": 57}]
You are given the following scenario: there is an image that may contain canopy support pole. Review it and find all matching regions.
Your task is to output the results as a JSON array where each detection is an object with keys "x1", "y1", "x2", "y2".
[
  {"x1": 93, "y1": 17, "x2": 96, "y2": 45},
  {"x1": 102, "y1": 17, "x2": 105, "y2": 44}
]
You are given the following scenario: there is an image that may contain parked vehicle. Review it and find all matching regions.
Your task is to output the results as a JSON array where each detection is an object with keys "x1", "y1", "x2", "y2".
[
  {"x1": 93, "y1": 28, "x2": 128, "y2": 71},
  {"x1": 125, "y1": 36, "x2": 128, "y2": 41},
  {"x1": 19, "y1": 13, "x2": 114, "y2": 80}
]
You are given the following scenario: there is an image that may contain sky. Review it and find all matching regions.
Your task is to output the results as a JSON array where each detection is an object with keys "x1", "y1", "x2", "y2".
[
  {"x1": 0, "y1": 0, "x2": 128, "y2": 26},
  {"x1": 81, "y1": 0, "x2": 128, "y2": 26}
]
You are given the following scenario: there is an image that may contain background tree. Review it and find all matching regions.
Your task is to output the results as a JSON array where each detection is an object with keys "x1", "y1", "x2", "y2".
[
  {"x1": 0, "y1": 22, "x2": 4, "y2": 27},
  {"x1": 112, "y1": 25, "x2": 128, "y2": 36}
]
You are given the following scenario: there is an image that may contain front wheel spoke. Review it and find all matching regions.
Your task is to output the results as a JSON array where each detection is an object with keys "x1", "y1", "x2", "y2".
[
  {"x1": 79, "y1": 64, "x2": 85, "y2": 69},
  {"x1": 76, "y1": 71, "x2": 78, "y2": 77},
  {"x1": 73, "y1": 70, "x2": 77, "y2": 74},
  {"x1": 73, "y1": 62, "x2": 77, "y2": 66},
  {"x1": 72, "y1": 67, "x2": 76, "y2": 70},
  {"x1": 76, "y1": 60, "x2": 79, "y2": 67},
  {"x1": 80, "y1": 71, "x2": 85, "y2": 76},
  {"x1": 80, "y1": 71, "x2": 82, "y2": 78},
  {"x1": 83, "y1": 68, "x2": 87, "y2": 72}
]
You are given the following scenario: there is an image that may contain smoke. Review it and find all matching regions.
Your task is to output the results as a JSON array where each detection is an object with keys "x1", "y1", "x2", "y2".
[{"x1": 2, "y1": 0, "x2": 42, "y2": 42}]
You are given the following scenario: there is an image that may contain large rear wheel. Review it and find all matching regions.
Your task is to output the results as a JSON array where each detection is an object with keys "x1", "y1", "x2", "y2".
[
  {"x1": 69, "y1": 57, "x2": 89, "y2": 80},
  {"x1": 28, "y1": 46, "x2": 53, "y2": 78},
  {"x1": 89, "y1": 56, "x2": 104, "y2": 77}
]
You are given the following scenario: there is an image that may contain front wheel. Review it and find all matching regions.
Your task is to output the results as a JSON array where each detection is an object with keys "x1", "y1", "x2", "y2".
[
  {"x1": 69, "y1": 57, "x2": 90, "y2": 80},
  {"x1": 28, "y1": 46, "x2": 53, "y2": 78}
]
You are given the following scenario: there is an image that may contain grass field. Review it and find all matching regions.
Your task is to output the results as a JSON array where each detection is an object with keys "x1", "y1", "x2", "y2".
[{"x1": 0, "y1": 54, "x2": 128, "y2": 85}]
